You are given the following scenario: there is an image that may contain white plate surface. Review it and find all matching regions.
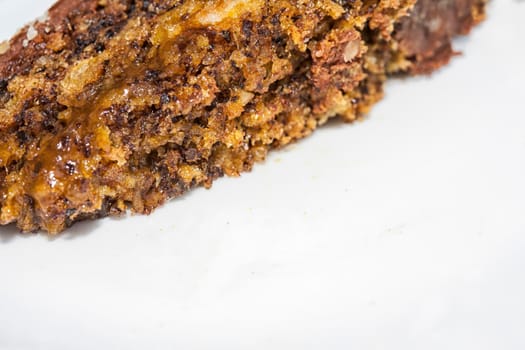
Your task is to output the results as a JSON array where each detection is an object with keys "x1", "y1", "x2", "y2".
[{"x1": 0, "y1": 1, "x2": 524, "y2": 349}]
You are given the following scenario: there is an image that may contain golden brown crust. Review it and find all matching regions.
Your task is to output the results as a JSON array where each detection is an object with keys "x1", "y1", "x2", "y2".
[{"x1": 0, "y1": 0, "x2": 486, "y2": 234}]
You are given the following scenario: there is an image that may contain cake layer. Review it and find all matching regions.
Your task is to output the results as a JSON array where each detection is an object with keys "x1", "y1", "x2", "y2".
[{"x1": 0, "y1": 0, "x2": 486, "y2": 233}]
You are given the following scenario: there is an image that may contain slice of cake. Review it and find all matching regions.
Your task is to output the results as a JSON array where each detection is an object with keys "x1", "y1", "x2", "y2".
[{"x1": 0, "y1": 0, "x2": 486, "y2": 234}]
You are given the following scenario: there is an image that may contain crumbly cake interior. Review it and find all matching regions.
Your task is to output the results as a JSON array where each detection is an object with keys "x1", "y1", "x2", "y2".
[{"x1": 0, "y1": 0, "x2": 486, "y2": 233}]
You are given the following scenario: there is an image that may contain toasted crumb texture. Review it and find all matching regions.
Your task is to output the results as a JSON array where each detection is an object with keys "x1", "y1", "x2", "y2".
[{"x1": 0, "y1": 0, "x2": 486, "y2": 233}]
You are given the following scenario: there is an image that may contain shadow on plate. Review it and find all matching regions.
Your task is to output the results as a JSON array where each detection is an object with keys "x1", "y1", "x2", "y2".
[{"x1": 0, "y1": 219, "x2": 103, "y2": 244}]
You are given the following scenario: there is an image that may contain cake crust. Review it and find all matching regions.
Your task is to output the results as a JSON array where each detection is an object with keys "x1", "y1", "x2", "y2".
[{"x1": 0, "y1": 0, "x2": 486, "y2": 233}]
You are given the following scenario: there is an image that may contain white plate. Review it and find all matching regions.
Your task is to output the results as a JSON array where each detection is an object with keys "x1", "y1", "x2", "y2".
[{"x1": 0, "y1": 1, "x2": 524, "y2": 349}]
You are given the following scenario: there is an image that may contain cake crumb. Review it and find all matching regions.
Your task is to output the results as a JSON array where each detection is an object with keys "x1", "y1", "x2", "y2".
[{"x1": 0, "y1": 41, "x2": 10, "y2": 55}]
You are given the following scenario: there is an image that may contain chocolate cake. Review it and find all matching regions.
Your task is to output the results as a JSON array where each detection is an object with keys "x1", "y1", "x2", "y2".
[{"x1": 0, "y1": 0, "x2": 486, "y2": 234}]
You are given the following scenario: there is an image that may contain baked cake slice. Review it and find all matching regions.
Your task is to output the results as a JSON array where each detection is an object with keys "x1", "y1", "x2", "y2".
[{"x1": 0, "y1": 0, "x2": 486, "y2": 233}]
